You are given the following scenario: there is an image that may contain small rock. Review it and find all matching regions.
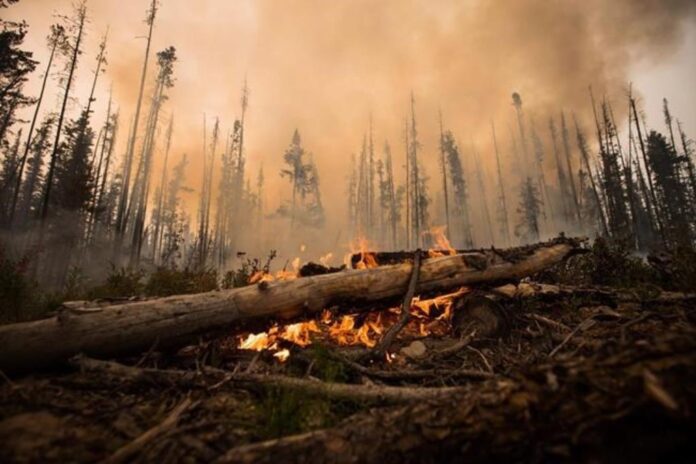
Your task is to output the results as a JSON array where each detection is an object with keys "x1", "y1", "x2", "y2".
[{"x1": 400, "y1": 340, "x2": 427, "y2": 359}]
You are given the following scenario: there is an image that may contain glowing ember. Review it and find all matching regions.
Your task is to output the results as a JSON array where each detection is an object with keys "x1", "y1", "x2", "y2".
[
  {"x1": 280, "y1": 321, "x2": 321, "y2": 347},
  {"x1": 247, "y1": 268, "x2": 299, "y2": 285},
  {"x1": 236, "y1": 282, "x2": 469, "y2": 357},
  {"x1": 239, "y1": 332, "x2": 272, "y2": 351},
  {"x1": 273, "y1": 349, "x2": 290, "y2": 363}
]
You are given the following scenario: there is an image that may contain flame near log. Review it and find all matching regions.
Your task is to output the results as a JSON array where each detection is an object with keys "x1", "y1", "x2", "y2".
[{"x1": 0, "y1": 237, "x2": 583, "y2": 372}]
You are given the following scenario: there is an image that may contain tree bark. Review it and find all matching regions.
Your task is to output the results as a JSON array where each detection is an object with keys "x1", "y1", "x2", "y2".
[{"x1": 0, "y1": 239, "x2": 580, "y2": 372}]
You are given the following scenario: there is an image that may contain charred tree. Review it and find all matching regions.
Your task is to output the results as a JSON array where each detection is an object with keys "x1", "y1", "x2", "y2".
[
  {"x1": 39, "y1": 2, "x2": 87, "y2": 230},
  {"x1": 114, "y1": 0, "x2": 159, "y2": 260},
  {"x1": 491, "y1": 122, "x2": 511, "y2": 245},
  {"x1": 441, "y1": 131, "x2": 473, "y2": 248}
]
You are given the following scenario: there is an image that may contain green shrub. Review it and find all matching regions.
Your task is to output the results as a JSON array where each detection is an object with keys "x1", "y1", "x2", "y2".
[
  {"x1": 87, "y1": 265, "x2": 146, "y2": 300},
  {"x1": 545, "y1": 237, "x2": 658, "y2": 289},
  {"x1": 0, "y1": 246, "x2": 54, "y2": 323},
  {"x1": 144, "y1": 266, "x2": 218, "y2": 296}
]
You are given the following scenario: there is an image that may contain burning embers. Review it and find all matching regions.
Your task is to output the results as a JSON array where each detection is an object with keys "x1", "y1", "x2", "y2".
[
  {"x1": 238, "y1": 227, "x2": 464, "y2": 362},
  {"x1": 236, "y1": 295, "x2": 464, "y2": 362}
]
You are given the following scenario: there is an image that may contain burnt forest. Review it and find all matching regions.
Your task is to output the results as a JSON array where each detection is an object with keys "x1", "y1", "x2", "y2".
[{"x1": 0, "y1": 0, "x2": 695, "y2": 462}]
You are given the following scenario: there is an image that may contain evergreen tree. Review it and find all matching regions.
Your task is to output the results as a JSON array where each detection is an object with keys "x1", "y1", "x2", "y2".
[
  {"x1": 645, "y1": 131, "x2": 693, "y2": 248},
  {"x1": 52, "y1": 110, "x2": 94, "y2": 213},
  {"x1": 0, "y1": 4, "x2": 37, "y2": 148},
  {"x1": 515, "y1": 177, "x2": 542, "y2": 242},
  {"x1": 39, "y1": 1, "x2": 87, "y2": 227},
  {"x1": 441, "y1": 130, "x2": 473, "y2": 248},
  {"x1": 0, "y1": 128, "x2": 22, "y2": 219},
  {"x1": 279, "y1": 130, "x2": 325, "y2": 228},
  {"x1": 18, "y1": 115, "x2": 54, "y2": 223}
]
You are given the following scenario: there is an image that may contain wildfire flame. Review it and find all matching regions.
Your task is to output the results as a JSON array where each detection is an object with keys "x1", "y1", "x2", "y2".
[
  {"x1": 237, "y1": 237, "x2": 468, "y2": 359},
  {"x1": 236, "y1": 287, "x2": 469, "y2": 356},
  {"x1": 425, "y1": 225, "x2": 457, "y2": 258},
  {"x1": 273, "y1": 349, "x2": 290, "y2": 363},
  {"x1": 348, "y1": 237, "x2": 379, "y2": 269},
  {"x1": 319, "y1": 252, "x2": 334, "y2": 267}
]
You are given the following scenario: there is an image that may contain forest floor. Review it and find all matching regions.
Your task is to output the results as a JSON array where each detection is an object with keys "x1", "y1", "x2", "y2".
[{"x1": 1, "y1": 279, "x2": 694, "y2": 463}]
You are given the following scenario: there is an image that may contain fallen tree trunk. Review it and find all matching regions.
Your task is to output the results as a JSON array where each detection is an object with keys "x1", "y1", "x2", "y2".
[{"x1": 0, "y1": 238, "x2": 581, "y2": 372}]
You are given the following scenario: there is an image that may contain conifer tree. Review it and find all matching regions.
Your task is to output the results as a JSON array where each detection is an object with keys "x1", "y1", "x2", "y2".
[
  {"x1": 441, "y1": 130, "x2": 473, "y2": 248},
  {"x1": 39, "y1": 1, "x2": 87, "y2": 228},
  {"x1": 18, "y1": 115, "x2": 54, "y2": 223}
]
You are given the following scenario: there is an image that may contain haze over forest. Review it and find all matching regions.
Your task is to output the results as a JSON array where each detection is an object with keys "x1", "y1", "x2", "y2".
[{"x1": 2, "y1": 0, "x2": 696, "y2": 273}]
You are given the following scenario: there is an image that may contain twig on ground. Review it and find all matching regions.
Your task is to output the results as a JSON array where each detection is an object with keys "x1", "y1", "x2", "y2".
[
  {"x1": 466, "y1": 345, "x2": 494, "y2": 374},
  {"x1": 328, "y1": 348, "x2": 492, "y2": 381},
  {"x1": 71, "y1": 355, "x2": 466, "y2": 404},
  {"x1": 104, "y1": 396, "x2": 194, "y2": 464},
  {"x1": 372, "y1": 250, "x2": 422, "y2": 360},
  {"x1": 549, "y1": 316, "x2": 596, "y2": 358},
  {"x1": 431, "y1": 330, "x2": 477, "y2": 359},
  {"x1": 526, "y1": 313, "x2": 571, "y2": 332}
]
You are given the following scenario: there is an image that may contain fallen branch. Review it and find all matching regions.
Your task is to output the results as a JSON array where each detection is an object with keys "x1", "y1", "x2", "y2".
[
  {"x1": 328, "y1": 350, "x2": 492, "y2": 381},
  {"x1": 71, "y1": 356, "x2": 467, "y2": 404},
  {"x1": 215, "y1": 330, "x2": 696, "y2": 464},
  {"x1": 104, "y1": 396, "x2": 194, "y2": 464},
  {"x1": 372, "y1": 250, "x2": 422, "y2": 359},
  {"x1": 0, "y1": 238, "x2": 581, "y2": 371}
]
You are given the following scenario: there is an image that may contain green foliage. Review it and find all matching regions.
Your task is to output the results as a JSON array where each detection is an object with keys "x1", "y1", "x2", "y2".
[
  {"x1": 0, "y1": 245, "x2": 54, "y2": 323},
  {"x1": 256, "y1": 386, "x2": 356, "y2": 439},
  {"x1": 0, "y1": 246, "x2": 36, "y2": 322},
  {"x1": 546, "y1": 237, "x2": 658, "y2": 289},
  {"x1": 144, "y1": 266, "x2": 218, "y2": 297},
  {"x1": 257, "y1": 389, "x2": 315, "y2": 438},
  {"x1": 307, "y1": 344, "x2": 347, "y2": 383},
  {"x1": 87, "y1": 265, "x2": 146, "y2": 300},
  {"x1": 222, "y1": 251, "x2": 277, "y2": 289},
  {"x1": 53, "y1": 110, "x2": 95, "y2": 212},
  {"x1": 649, "y1": 245, "x2": 696, "y2": 292},
  {"x1": 62, "y1": 266, "x2": 88, "y2": 301}
]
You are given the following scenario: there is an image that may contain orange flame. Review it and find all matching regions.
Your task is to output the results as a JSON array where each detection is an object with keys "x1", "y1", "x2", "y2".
[
  {"x1": 236, "y1": 286, "x2": 470, "y2": 356},
  {"x1": 273, "y1": 349, "x2": 290, "y2": 363},
  {"x1": 280, "y1": 321, "x2": 321, "y2": 347},
  {"x1": 425, "y1": 226, "x2": 456, "y2": 257},
  {"x1": 348, "y1": 237, "x2": 379, "y2": 269}
]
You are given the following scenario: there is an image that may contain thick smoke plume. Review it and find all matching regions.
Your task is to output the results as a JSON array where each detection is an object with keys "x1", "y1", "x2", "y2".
[{"x1": 7, "y1": 0, "x2": 696, "y2": 258}]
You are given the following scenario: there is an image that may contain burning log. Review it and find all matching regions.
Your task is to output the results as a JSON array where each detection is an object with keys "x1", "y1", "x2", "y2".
[{"x1": 0, "y1": 238, "x2": 582, "y2": 372}]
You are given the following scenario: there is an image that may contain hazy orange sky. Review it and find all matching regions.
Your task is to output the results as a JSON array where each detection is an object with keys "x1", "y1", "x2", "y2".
[{"x1": 6, "y1": 0, "x2": 696, "y2": 255}]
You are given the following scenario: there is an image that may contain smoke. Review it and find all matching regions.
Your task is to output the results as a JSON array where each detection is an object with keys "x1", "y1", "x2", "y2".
[{"x1": 6, "y1": 0, "x2": 696, "y2": 258}]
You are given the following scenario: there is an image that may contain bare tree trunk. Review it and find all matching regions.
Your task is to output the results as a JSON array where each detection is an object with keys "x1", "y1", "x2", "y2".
[
  {"x1": 491, "y1": 122, "x2": 511, "y2": 245},
  {"x1": 114, "y1": 0, "x2": 158, "y2": 261}
]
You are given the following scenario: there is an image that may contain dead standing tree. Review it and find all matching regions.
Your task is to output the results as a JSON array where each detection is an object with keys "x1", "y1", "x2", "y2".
[
  {"x1": 114, "y1": 0, "x2": 159, "y2": 262},
  {"x1": 128, "y1": 46, "x2": 177, "y2": 266},
  {"x1": 441, "y1": 130, "x2": 473, "y2": 248},
  {"x1": 512, "y1": 92, "x2": 541, "y2": 242},
  {"x1": 491, "y1": 121, "x2": 511, "y2": 245},
  {"x1": 38, "y1": 2, "x2": 87, "y2": 231},
  {"x1": 7, "y1": 24, "x2": 64, "y2": 226}
]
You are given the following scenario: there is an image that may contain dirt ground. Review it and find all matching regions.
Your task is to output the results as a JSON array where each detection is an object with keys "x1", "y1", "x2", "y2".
[{"x1": 1, "y1": 284, "x2": 695, "y2": 463}]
